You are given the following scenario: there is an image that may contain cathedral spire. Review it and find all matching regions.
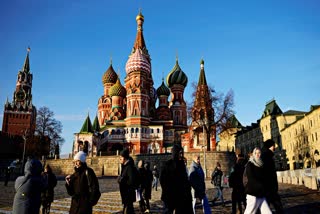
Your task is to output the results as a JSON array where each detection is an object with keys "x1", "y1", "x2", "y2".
[
  {"x1": 198, "y1": 59, "x2": 207, "y2": 86},
  {"x1": 22, "y1": 47, "x2": 31, "y2": 73},
  {"x1": 133, "y1": 10, "x2": 148, "y2": 56}
]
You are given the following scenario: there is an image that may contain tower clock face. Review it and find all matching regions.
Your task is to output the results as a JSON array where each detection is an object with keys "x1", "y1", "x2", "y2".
[{"x1": 16, "y1": 90, "x2": 26, "y2": 101}]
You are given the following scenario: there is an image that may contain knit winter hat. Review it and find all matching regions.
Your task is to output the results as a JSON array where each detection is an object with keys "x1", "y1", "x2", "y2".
[
  {"x1": 264, "y1": 139, "x2": 275, "y2": 149},
  {"x1": 120, "y1": 148, "x2": 130, "y2": 159},
  {"x1": 74, "y1": 151, "x2": 87, "y2": 163}
]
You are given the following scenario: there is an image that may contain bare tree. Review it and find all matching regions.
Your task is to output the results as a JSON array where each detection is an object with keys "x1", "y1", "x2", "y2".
[
  {"x1": 35, "y1": 106, "x2": 65, "y2": 157},
  {"x1": 188, "y1": 82, "x2": 235, "y2": 151}
]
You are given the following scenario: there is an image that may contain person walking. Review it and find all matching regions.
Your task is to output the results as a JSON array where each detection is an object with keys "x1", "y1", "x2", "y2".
[
  {"x1": 261, "y1": 139, "x2": 284, "y2": 214},
  {"x1": 118, "y1": 149, "x2": 140, "y2": 214},
  {"x1": 65, "y1": 151, "x2": 101, "y2": 214},
  {"x1": 152, "y1": 165, "x2": 159, "y2": 191},
  {"x1": 229, "y1": 154, "x2": 247, "y2": 214},
  {"x1": 211, "y1": 162, "x2": 224, "y2": 206},
  {"x1": 41, "y1": 164, "x2": 58, "y2": 214},
  {"x1": 143, "y1": 162, "x2": 153, "y2": 213},
  {"x1": 137, "y1": 160, "x2": 147, "y2": 213},
  {"x1": 189, "y1": 154, "x2": 211, "y2": 214},
  {"x1": 12, "y1": 156, "x2": 46, "y2": 214},
  {"x1": 160, "y1": 144, "x2": 193, "y2": 214},
  {"x1": 244, "y1": 147, "x2": 272, "y2": 214}
]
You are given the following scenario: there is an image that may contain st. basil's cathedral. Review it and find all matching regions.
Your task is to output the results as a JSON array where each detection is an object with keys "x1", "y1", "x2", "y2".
[{"x1": 73, "y1": 11, "x2": 216, "y2": 156}]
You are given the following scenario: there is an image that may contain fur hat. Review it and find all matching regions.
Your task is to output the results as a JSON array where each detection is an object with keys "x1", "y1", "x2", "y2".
[
  {"x1": 120, "y1": 148, "x2": 130, "y2": 159},
  {"x1": 74, "y1": 151, "x2": 87, "y2": 163},
  {"x1": 264, "y1": 139, "x2": 275, "y2": 149}
]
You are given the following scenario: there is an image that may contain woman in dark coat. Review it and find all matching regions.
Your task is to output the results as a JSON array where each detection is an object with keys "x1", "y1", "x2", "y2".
[
  {"x1": 41, "y1": 164, "x2": 57, "y2": 214},
  {"x1": 65, "y1": 151, "x2": 100, "y2": 214},
  {"x1": 244, "y1": 147, "x2": 272, "y2": 214},
  {"x1": 12, "y1": 157, "x2": 45, "y2": 214}
]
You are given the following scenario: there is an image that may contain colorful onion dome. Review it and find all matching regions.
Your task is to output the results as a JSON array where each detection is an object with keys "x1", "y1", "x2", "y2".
[
  {"x1": 108, "y1": 78, "x2": 126, "y2": 97},
  {"x1": 125, "y1": 49, "x2": 151, "y2": 74},
  {"x1": 102, "y1": 64, "x2": 117, "y2": 84},
  {"x1": 166, "y1": 59, "x2": 188, "y2": 88},
  {"x1": 157, "y1": 80, "x2": 170, "y2": 96}
]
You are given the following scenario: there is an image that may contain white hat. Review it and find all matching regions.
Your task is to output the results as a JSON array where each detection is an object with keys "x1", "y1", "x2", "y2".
[{"x1": 74, "y1": 151, "x2": 87, "y2": 163}]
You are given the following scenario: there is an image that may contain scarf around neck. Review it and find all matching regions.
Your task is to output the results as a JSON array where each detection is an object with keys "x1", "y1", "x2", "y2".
[{"x1": 249, "y1": 156, "x2": 263, "y2": 168}]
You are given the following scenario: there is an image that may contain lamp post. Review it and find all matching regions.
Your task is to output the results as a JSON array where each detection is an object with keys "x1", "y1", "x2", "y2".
[
  {"x1": 21, "y1": 129, "x2": 28, "y2": 174},
  {"x1": 203, "y1": 124, "x2": 207, "y2": 178}
]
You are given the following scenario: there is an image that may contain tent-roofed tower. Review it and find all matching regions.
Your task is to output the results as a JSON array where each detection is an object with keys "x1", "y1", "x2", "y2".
[
  {"x1": 2, "y1": 47, "x2": 37, "y2": 137},
  {"x1": 191, "y1": 59, "x2": 216, "y2": 151},
  {"x1": 124, "y1": 10, "x2": 154, "y2": 153}
]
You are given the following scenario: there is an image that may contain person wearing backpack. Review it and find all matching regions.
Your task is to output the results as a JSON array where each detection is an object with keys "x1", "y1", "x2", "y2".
[
  {"x1": 65, "y1": 151, "x2": 101, "y2": 214},
  {"x1": 118, "y1": 148, "x2": 139, "y2": 214}
]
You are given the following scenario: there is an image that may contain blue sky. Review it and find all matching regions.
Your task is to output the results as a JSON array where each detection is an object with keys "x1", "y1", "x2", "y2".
[{"x1": 1, "y1": 0, "x2": 320, "y2": 155}]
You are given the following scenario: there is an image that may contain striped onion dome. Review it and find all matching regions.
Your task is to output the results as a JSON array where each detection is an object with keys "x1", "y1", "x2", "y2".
[
  {"x1": 102, "y1": 64, "x2": 118, "y2": 84},
  {"x1": 125, "y1": 49, "x2": 151, "y2": 74},
  {"x1": 166, "y1": 59, "x2": 188, "y2": 88},
  {"x1": 156, "y1": 80, "x2": 170, "y2": 96},
  {"x1": 108, "y1": 78, "x2": 126, "y2": 97}
]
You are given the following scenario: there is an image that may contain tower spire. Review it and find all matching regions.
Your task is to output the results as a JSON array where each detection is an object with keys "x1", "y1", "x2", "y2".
[
  {"x1": 198, "y1": 58, "x2": 207, "y2": 86},
  {"x1": 22, "y1": 47, "x2": 31, "y2": 73},
  {"x1": 133, "y1": 10, "x2": 148, "y2": 55}
]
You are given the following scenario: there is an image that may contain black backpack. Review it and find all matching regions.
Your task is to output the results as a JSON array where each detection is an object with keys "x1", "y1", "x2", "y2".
[{"x1": 86, "y1": 169, "x2": 101, "y2": 206}]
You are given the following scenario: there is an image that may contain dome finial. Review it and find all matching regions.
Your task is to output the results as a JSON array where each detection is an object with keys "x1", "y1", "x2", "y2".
[
  {"x1": 175, "y1": 50, "x2": 179, "y2": 62},
  {"x1": 27, "y1": 46, "x2": 31, "y2": 52},
  {"x1": 110, "y1": 55, "x2": 112, "y2": 65}
]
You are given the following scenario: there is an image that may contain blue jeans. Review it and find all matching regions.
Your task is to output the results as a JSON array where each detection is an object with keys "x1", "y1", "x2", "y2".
[
  {"x1": 152, "y1": 177, "x2": 158, "y2": 190},
  {"x1": 192, "y1": 194, "x2": 211, "y2": 214},
  {"x1": 215, "y1": 186, "x2": 224, "y2": 203}
]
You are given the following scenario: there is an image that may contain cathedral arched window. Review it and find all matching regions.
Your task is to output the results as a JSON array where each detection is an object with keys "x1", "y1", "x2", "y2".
[
  {"x1": 135, "y1": 128, "x2": 139, "y2": 133},
  {"x1": 131, "y1": 128, "x2": 134, "y2": 133}
]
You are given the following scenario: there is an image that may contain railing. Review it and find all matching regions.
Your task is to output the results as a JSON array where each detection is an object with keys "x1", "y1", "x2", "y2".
[{"x1": 276, "y1": 167, "x2": 320, "y2": 190}]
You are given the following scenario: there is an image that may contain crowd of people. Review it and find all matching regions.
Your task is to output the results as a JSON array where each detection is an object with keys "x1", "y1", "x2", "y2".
[{"x1": 9, "y1": 138, "x2": 282, "y2": 214}]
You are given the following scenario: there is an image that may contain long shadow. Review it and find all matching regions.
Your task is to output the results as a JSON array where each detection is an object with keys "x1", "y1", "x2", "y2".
[{"x1": 284, "y1": 202, "x2": 320, "y2": 214}]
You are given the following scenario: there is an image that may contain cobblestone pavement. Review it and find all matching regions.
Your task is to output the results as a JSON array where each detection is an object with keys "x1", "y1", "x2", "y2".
[{"x1": 1, "y1": 177, "x2": 320, "y2": 214}]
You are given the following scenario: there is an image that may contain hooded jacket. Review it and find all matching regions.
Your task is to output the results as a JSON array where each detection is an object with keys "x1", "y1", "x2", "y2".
[{"x1": 12, "y1": 158, "x2": 46, "y2": 214}]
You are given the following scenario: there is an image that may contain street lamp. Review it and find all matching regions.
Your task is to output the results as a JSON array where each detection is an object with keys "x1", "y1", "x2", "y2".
[
  {"x1": 21, "y1": 129, "x2": 28, "y2": 174},
  {"x1": 202, "y1": 124, "x2": 207, "y2": 178}
]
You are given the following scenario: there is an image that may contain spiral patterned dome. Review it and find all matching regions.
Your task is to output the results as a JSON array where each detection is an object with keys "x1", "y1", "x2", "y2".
[
  {"x1": 157, "y1": 80, "x2": 170, "y2": 96},
  {"x1": 108, "y1": 78, "x2": 126, "y2": 97},
  {"x1": 125, "y1": 49, "x2": 151, "y2": 74},
  {"x1": 102, "y1": 64, "x2": 118, "y2": 84},
  {"x1": 166, "y1": 59, "x2": 188, "y2": 88}
]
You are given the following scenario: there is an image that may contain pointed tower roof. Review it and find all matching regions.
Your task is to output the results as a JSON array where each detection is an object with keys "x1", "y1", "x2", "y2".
[
  {"x1": 227, "y1": 115, "x2": 243, "y2": 128},
  {"x1": 262, "y1": 99, "x2": 283, "y2": 118},
  {"x1": 133, "y1": 10, "x2": 147, "y2": 52},
  {"x1": 92, "y1": 115, "x2": 100, "y2": 132},
  {"x1": 198, "y1": 59, "x2": 207, "y2": 86},
  {"x1": 22, "y1": 47, "x2": 31, "y2": 73},
  {"x1": 80, "y1": 114, "x2": 93, "y2": 133}
]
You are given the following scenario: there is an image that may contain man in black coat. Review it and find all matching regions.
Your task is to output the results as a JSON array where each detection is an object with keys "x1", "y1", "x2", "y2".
[
  {"x1": 261, "y1": 139, "x2": 283, "y2": 214},
  {"x1": 160, "y1": 144, "x2": 193, "y2": 214},
  {"x1": 118, "y1": 149, "x2": 139, "y2": 214}
]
